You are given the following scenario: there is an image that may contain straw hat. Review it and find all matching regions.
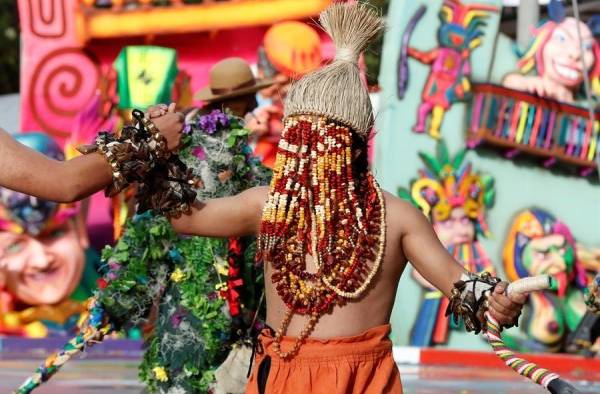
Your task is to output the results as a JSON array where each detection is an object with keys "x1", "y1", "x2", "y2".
[{"x1": 195, "y1": 57, "x2": 273, "y2": 102}]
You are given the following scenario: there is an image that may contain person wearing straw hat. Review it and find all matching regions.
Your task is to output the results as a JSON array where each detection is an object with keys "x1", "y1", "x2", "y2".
[
  {"x1": 194, "y1": 57, "x2": 273, "y2": 119},
  {"x1": 146, "y1": 4, "x2": 526, "y2": 393}
]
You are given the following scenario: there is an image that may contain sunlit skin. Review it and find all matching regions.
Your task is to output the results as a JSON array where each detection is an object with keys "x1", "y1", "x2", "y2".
[
  {"x1": 0, "y1": 220, "x2": 86, "y2": 306},
  {"x1": 503, "y1": 18, "x2": 595, "y2": 103}
]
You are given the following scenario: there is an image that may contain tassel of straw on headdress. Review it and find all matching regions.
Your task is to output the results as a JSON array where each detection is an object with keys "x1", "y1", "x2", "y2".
[{"x1": 284, "y1": 2, "x2": 384, "y2": 137}]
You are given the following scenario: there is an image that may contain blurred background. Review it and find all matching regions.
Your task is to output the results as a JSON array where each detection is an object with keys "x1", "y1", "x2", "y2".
[{"x1": 0, "y1": 1, "x2": 599, "y2": 393}]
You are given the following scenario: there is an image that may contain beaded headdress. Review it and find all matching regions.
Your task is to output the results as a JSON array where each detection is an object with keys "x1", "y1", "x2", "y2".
[
  {"x1": 0, "y1": 133, "x2": 77, "y2": 236},
  {"x1": 398, "y1": 141, "x2": 495, "y2": 236},
  {"x1": 257, "y1": 3, "x2": 384, "y2": 359}
]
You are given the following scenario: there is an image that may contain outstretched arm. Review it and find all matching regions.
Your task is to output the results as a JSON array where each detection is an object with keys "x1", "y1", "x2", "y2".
[
  {"x1": 0, "y1": 108, "x2": 183, "y2": 203},
  {"x1": 0, "y1": 128, "x2": 111, "y2": 202},
  {"x1": 392, "y1": 196, "x2": 525, "y2": 326},
  {"x1": 171, "y1": 186, "x2": 267, "y2": 238},
  {"x1": 408, "y1": 47, "x2": 439, "y2": 64}
]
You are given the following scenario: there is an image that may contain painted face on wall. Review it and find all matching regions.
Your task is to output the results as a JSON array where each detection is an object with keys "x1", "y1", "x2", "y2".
[
  {"x1": 522, "y1": 233, "x2": 573, "y2": 277},
  {"x1": 432, "y1": 206, "x2": 476, "y2": 248},
  {"x1": 439, "y1": 24, "x2": 467, "y2": 50},
  {"x1": 542, "y1": 19, "x2": 595, "y2": 89},
  {"x1": 0, "y1": 220, "x2": 86, "y2": 306}
]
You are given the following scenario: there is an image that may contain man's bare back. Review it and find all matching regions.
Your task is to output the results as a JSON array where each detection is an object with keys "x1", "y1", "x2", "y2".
[{"x1": 173, "y1": 185, "x2": 476, "y2": 339}]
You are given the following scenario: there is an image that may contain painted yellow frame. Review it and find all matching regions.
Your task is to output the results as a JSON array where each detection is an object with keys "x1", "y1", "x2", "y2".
[{"x1": 76, "y1": 0, "x2": 332, "y2": 43}]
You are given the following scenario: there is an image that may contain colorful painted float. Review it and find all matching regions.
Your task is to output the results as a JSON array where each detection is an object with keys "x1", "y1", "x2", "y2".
[{"x1": 18, "y1": 0, "x2": 333, "y2": 143}]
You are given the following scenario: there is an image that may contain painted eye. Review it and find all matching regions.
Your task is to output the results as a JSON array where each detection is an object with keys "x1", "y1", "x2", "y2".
[
  {"x1": 583, "y1": 41, "x2": 593, "y2": 51},
  {"x1": 5, "y1": 240, "x2": 24, "y2": 255},
  {"x1": 554, "y1": 31, "x2": 567, "y2": 43}
]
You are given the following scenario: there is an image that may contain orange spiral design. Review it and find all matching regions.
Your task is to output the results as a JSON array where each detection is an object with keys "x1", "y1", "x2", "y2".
[{"x1": 29, "y1": 48, "x2": 100, "y2": 139}]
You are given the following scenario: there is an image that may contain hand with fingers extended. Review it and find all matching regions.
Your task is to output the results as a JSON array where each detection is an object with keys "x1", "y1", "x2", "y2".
[
  {"x1": 146, "y1": 103, "x2": 185, "y2": 151},
  {"x1": 486, "y1": 281, "x2": 527, "y2": 329}
]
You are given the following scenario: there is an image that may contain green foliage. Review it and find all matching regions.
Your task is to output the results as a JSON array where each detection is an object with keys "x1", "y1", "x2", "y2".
[{"x1": 436, "y1": 140, "x2": 450, "y2": 167}]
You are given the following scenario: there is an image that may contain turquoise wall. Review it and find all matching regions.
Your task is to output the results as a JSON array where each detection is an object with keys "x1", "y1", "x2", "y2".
[{"x1": 376, "y1": 0, "x2": 600, "y2": 349}]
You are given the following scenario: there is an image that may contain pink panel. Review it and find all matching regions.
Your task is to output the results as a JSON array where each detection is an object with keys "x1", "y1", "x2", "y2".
[{"x1": 19, "y1": 0, "x2": 101, "y2": 142}]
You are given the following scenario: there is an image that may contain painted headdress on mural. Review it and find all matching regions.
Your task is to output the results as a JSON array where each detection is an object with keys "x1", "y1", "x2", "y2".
[
  {"x1": 503, "y1": 208, "x2": 587, "y2": 295},
  {"x1": 0, "y1": 133, "x2": 77, "y2": 236},
  {"x1": 437, "y1": 0, "x2": 495, "y2": 50},
  {"x1": 515, "y1": 0, "x2": 600, "y2": 96},
  {"x1": 401, "y1": 141, "x2": 496, "y2": 347},
  {"x1": 398, "y1": 140, "x2": 495, "y2": 236}
]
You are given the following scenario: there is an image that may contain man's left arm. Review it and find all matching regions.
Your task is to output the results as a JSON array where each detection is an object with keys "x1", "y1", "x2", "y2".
[{"x1": 395, "y1": 196, "x2": 526, "y2": 327}]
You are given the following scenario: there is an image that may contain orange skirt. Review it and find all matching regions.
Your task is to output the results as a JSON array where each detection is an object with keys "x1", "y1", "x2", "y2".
[{"x1": 246, "y1": 324, "x2": 403, "y2": 394}]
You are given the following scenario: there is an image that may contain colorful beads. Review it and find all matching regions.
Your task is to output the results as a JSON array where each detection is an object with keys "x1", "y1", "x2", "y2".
[{"x1": 257, "y1": 115, "x2": 386, "y2": 359}]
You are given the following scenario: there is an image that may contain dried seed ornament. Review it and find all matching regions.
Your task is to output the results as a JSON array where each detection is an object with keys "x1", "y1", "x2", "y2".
[
  {"x1": 77, "y1": 109, "x2": 197, "y2": 219},
  {"x1": 256, "y1": 3, "x2": 385, "y2": 359}
]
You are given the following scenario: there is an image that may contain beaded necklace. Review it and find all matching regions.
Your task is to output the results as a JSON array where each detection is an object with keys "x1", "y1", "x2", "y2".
[{"x1": 257, "y1": 115, "x2": 386, "y2": 359}]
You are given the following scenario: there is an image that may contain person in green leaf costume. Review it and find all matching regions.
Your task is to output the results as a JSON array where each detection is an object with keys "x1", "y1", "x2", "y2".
[
  {"x1": 104, "y1": 59, "x2": 272, "y2": 394},
  {"x1": 95, "y1": 110, "x2": 270, "y2": 394}
]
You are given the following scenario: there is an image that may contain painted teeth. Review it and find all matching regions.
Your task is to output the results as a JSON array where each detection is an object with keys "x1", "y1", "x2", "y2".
[{"x1": 554, "y1": 63, "x2": 579, "y2": 80}]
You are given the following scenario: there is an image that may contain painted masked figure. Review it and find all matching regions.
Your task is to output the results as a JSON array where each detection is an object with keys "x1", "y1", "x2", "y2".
[
  {"x1": 404, "y1": 0, "x2": 497, "y2": 139},
  {"x1": 502, "y1": 6, "x2": 600, "y2": 104},
  {"x1": 0, "y1": 133, "x2": 100, "y2": 337},
  {"x1": 398, "y1": 141, "x2": 496, "y2": 346},
  {"x1": 503, "y1": 208, "x2": 588, "y2": 352}
]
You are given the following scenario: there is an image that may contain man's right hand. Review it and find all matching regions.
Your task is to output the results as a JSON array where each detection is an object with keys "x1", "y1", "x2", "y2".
[{"x1": 149, "y1": 103, "x2": 184, "y2": 151}]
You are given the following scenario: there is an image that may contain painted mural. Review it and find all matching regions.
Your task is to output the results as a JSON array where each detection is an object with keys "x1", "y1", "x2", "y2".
[
  {"x1": 502, "y1": 208, "x2": 588, "y2": 352},
  {"x1": 399, "y1": 141, "x2": 496, "y2": 346},
  {"x1": 377, "y1": 0, "x2": 598, "y2": 353},
  {"x1": 397, "y1": 0, "x2": 498, "y2": 139}
]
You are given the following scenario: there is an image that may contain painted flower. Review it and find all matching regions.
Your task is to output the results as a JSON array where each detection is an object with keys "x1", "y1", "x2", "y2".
[
  {"x1": 153, "y1": 366, "x2": 169, "y2": 382},
  {"x1": 170, "y1": 268, "x2": 186, "y2": 282}
]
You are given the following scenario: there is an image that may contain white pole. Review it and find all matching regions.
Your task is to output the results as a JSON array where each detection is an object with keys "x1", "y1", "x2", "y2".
[{"x1": 517, "y1": 0, "x2": 540, "y2": 49}]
